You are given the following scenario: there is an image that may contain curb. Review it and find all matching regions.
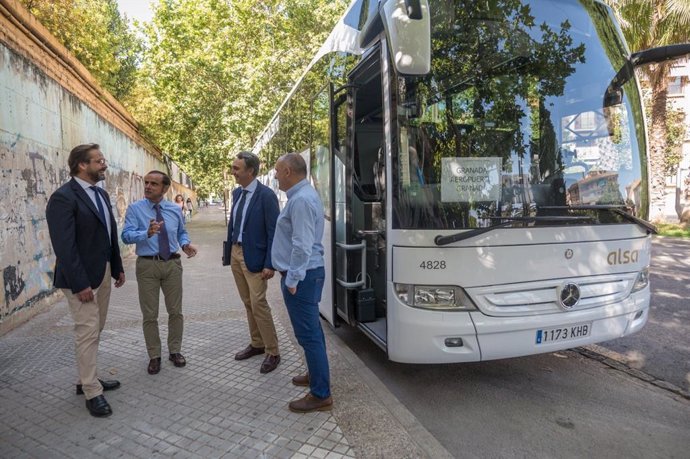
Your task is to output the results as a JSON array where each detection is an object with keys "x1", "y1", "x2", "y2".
[{"x1": 578, "y1": 345, "x2": 690, "y2": 400}]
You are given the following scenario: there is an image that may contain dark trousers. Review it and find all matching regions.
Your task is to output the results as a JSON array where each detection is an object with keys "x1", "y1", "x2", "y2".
[{"x1": 281, "y1": 266, "x2": 330, "y2": 399}]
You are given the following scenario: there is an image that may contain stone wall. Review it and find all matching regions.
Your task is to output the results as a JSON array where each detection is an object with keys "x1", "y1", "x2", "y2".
[{"x1": 0, "y1": 0, "x2": 195, "y2": 333}]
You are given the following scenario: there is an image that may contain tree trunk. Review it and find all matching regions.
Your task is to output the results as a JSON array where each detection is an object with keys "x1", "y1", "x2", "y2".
[{"x1": 646, "y1": 65, "x2": 670, "y2": 222}]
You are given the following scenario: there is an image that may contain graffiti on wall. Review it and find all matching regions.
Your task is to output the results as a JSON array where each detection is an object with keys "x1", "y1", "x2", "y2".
[{"x1": 0, "y1": 45, "x2": 195, "y2": 324}]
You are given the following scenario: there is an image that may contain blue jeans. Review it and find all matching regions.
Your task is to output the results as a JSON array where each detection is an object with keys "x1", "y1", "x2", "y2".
[{"x1": 281, "y1": 266, "x2": 330, "y2": 399}]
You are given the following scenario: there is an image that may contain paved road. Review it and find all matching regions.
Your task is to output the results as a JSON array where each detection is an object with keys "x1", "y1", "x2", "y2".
[
  {"x1": 598, "y1": 237, "x2": 690, "y2": 392},
  {"x1": 335, "y1": 236, "x2": 690, "y2": 458}
]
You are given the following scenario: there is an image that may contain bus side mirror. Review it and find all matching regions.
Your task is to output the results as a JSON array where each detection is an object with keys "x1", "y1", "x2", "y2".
[
  {"x1": 382, "y1": 0, "x2": 431, "y2": 76},
  {"x1": 631, "y1": 43, "x2": 690, "y2": 67}
]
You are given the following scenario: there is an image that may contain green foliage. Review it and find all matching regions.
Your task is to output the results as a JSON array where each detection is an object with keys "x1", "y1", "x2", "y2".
[
  {"x1": 664, "y1": 108, "x2": 687, "y2": 175},
  {"x1": 20, "y1": 0, "x2": 142, "y2": 100},
  {"x1": 130, "y1": 0, "x2": 348, "y2": 195},
  {"x1": 656, "y1": 222, "x2": 690, "y2": 238}
]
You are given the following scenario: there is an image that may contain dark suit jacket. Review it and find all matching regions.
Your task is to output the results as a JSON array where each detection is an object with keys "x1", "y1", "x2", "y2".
[
  {"x1": 224, "y1": 181, "x2": 279, "y2": 273},
  {"x1": 46, "y1": 178, "x2": 124, "y2": 294}
]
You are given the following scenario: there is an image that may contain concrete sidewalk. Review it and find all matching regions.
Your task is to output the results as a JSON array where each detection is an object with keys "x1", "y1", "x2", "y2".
[{"x1": 0, "y1": 207, "x2": 451, "y2": 458}]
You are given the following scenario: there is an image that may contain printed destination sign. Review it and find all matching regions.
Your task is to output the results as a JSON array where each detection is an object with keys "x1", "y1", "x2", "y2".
[{"x1": 441, "y1": 157, "x2": 502, "y2": 202}]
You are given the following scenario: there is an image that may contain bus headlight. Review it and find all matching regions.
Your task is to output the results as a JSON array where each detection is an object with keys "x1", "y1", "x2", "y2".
[
  {"x1": 394, "y1": 284, "x2": 477, "y2": 311},
  {"x1": 631, "y1": 267, "x2": 649, "y2": 293}
]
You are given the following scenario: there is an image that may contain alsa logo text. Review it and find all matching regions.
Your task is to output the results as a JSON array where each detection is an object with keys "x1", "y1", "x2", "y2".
[{"x1": 607, "y1": 249, "x2": 639, "y2": 265}]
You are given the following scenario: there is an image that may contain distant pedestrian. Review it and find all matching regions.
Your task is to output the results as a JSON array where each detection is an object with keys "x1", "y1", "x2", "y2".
[
  {"x1": 122, "y1": 171, "x2": 198, "y2": 375},
  {"x1": 174, "y1": 194, "x2": 185, "y2": 217},
  {"x1": 224, "y1": 151, "x2": 281, "y2": 373},
  {"x1": 45, "y1": 143, "x2": 125, "y2": 418},
  {"x1": 185, "y1": 197, "x2": 193, "y2": 221},
  {"x1": 272, "y1": 153, "x2": 332, "y2": 413}
]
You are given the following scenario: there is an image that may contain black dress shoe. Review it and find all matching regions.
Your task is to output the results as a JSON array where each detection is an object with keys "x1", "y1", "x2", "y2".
[
  {"x1": 260, "y1": 354, "x2": 281, "y2": 374},
  {"x1": 234, "y1": 345, "x2": 265, "y2": 361},
  {"x1": 76, "y1": 379, "x2": 121, "y2": 395},
  {"x1": 169, "y1": 353, "x2": 186, "y2": 367},
  {"x1": 148, "y1": 357, "x2": 161, "y2": 375},
  {"x1": 85, "y1": 395, "x2": 112, "y2": 417}
]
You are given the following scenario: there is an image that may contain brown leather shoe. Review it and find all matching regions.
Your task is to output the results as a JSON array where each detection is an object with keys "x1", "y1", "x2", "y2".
[
  {"x1": 292, "y1": 373, "x2": 310, "y2": 387},
  {"x1": 288, "y1": 393, "x2": 333, "y2": 413},
  {"x1": 148, "y1": 357, "x2": 161, "y2": 375},
  {"x1": 234, "y1": 345, "x2": 265, "y2": 361},
  {"x1": 169, "y1": 353, "x2": 186, "y2": 367},
  {"x1": 260, "y1": 354, "x2": 281, "y2": 374}
]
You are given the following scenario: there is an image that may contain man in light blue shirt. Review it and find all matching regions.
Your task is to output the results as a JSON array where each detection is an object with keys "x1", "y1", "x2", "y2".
[
  {"x1": 122, "y1": 170, "x2": 198, "y2": 375},
  {"x1": 272, "y1": 153, "x2": 331, "y2": 413}
]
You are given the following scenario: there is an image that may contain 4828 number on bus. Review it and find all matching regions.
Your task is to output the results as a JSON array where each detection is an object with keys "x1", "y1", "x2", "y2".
[{"x1": 419, "y1": 260, "x2": 446, "y2": 269}]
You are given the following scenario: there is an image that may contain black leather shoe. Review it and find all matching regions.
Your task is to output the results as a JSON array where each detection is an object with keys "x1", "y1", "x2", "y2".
[
  {"x1": 234, "y1": 345, "x2": 265, "y2": 361},
  {"x1": 148, "y1": 357, "x2": 161, "y2": 375},
  {"x1": 169, "y1": 353, "x2": 186, "y2": 367},
  {"x1": 85, "y1": 395, "x2": 112, "y2": 417},
  {"x1": 260, "y1": 354, "x2": 281, "y2": 374},
  {"x1": 76, "y1": 379, "x2": 121, "y2": 395}
]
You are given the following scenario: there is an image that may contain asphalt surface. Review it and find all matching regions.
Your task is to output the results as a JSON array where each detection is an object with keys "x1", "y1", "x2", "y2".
[{"x1": 600, "y1": 237, "x2": 690, "y2": 392}]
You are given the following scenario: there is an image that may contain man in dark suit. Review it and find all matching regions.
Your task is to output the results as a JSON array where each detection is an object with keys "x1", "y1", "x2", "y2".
[
  {"x1": 46, "y1": 143, "x2": 126, "y2": 417},
  {"x1": 223, "y1": 151, "x2": 281, "y2": 373}
]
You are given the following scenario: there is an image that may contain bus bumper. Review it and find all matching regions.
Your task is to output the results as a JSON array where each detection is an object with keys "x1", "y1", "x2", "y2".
[{"x1": 386, "y1": 285, "x2": 649, "y2": 364}]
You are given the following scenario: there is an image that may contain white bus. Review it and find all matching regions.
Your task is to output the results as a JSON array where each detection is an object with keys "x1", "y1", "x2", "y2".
[{"x1": 252, "y1": 0, "x2": 690, "y2": 363}]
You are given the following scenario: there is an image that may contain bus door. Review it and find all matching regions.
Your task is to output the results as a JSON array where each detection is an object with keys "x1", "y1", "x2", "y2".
[{"x1": 332, "y1": 48, "x2": 388, "y2": 349}]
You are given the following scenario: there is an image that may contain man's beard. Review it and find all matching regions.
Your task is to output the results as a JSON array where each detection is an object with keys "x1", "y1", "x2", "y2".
[{"x1": 90, "y1": 170, "x2": 105, "y2": 182}]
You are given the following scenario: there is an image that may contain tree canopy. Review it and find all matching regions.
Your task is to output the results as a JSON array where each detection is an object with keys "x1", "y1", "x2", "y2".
[
  {"x1": 128, "y1": 0, "x2": 348, "y2": 195},
  {"x1": 20, "y1": 0, "x2": 142, "y2": 100}
]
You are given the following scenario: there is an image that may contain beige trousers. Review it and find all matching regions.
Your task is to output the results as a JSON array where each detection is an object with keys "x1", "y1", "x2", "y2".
[
  {"x1": 230, "y1": 244, "x2": 279, "y2": 355},
  {"x1": 63, "y1": 263, "x2": 111, "y2": 400},
  {"x1": 136, "y1": 257, "x2": 184, "y2": 359}
]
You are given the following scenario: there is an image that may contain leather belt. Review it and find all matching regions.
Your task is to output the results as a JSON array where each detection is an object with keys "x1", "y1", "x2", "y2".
[{"x1": 139, "y1": 253, "x2": 181, "y2": 261}]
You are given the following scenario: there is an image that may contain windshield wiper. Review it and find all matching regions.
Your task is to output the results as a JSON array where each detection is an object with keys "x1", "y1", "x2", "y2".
[
  {"x1": 540, "y1": 205, "x2": 657, "y2": 234},
  {"x1": 434, "y1": 215, "x2": 594, "y2": 246}
]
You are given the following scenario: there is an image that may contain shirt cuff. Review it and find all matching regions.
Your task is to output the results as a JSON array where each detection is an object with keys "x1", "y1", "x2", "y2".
[{"x1": 285, "y1": 275, "x2": 299, "y2": 289}]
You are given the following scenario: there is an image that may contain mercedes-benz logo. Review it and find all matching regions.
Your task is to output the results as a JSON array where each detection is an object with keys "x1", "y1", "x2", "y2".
[
  {"x1": 565, "y1": 249, "x2": 574, "y2": 259},
  {"x1": 559, "y1": 283, "x2": 581, "y2": 310}
]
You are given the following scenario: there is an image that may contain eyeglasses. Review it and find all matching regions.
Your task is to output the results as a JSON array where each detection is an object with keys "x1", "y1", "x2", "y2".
[{"x1": 89, "y1": 159, "x2": 107, "y2": 165}]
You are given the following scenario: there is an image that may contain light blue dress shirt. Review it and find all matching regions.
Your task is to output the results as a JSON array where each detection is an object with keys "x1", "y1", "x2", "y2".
[
  {"x1": 271, "y1": 179, "x2": 324, "y2": 288},
  {"x1": 232, "y1": 179, "x2": 257, "y2": 243},
  {"x1": 122, "y1": 198, "x2": 191, "y2": 255}
]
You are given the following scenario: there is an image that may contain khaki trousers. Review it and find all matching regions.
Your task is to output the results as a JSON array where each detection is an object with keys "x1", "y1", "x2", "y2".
[
  {"x1": 230, "y1": 244, "x2": 279, "y2": 355},
  {"x1": 63, "y1": 263, "x2": 111, "y2": 400},
  {"x1": 136, "y1": 257, "x2": 184, "y2": 359}
]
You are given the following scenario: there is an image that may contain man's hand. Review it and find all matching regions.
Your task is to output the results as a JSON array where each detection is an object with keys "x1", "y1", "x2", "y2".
[
  {"x1": 182, "y1": 244, "x2": 198, "y2": 258},
  {"x1": 147, "y1": 219, "x2": 163, "y2": 238},
  {"x1": 288, "y1": 286, "x2": 297, "y2": 295},
  {"x1": 261, "y1": 268, "x2": 275, "y2": 280},
  {"x1": 114, "y1": 272, "x2": 125, "y2": 288},
  {"x1": 76, "y1": 287, "x2": 94, "y2": 303}
]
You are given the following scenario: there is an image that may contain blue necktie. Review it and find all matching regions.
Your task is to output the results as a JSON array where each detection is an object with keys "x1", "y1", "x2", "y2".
[
  {"x1": 232, "y1": 190, "x2": 249, "y2": 243},
  {"x1": 90, "y1": 186, "x2": 108, "y2": 228},
  {"x1": 154, "y1": 203, "x2": 171, "y2": 260}
]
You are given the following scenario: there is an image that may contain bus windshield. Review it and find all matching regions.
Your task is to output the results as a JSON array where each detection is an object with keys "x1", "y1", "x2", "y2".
[{"x1": 392, "y1": 0, "x2": 647, "y2": 230}]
